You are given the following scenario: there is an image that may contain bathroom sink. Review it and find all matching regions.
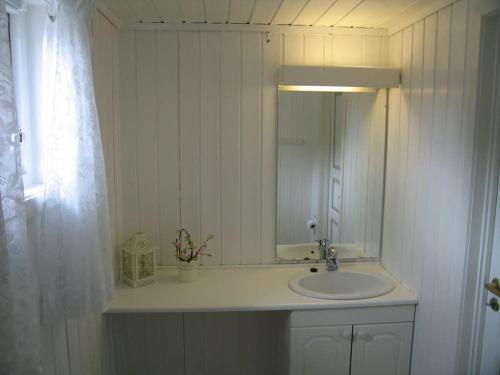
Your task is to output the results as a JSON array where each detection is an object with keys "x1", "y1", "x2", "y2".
[
  {"x1": 277, "y1": 243, "x2": 368, "y2": 261},
  {"x1": 289, "y1": 270, "x2": 395, "y2": 300}
]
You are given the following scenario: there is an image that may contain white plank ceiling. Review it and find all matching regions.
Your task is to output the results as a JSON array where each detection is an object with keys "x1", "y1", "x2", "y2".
[{"x1": 101, "y1": 0, "x2": 442, "y2": 29}]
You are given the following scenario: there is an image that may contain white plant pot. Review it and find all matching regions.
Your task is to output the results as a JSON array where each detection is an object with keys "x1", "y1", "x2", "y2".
[{"x1": 177, "y1": 261, "x2": 198, "y2": 283}]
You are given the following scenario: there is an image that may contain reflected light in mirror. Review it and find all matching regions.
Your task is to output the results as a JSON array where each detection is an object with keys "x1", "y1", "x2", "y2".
[{"x1": 278, "y1": 84, "x2": 376, "y2": 93}]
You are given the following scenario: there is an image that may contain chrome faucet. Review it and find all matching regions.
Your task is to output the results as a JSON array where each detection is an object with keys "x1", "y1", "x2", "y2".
[
  {"x1": 316, "y1": 239, "x2": 329, "y2": 258},
  {"x1": 316, "y1": 239, "x2": 339, "y2": 271},
  {"x1": 325, "y1": 247, "x2": 339, "y2": 271}
]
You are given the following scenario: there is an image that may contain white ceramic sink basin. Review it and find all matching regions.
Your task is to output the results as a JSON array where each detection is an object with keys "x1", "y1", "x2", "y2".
[{"x1": 289, "y1": 270, "x2": 395, "y2": 300}]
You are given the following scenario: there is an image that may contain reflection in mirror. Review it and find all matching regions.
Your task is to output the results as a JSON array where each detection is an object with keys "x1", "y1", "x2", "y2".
[{"x1": 276, "y1": 90, "x2": 387, "y2": 262}]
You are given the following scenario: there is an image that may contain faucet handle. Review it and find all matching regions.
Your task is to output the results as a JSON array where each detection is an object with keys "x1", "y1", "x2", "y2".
[
  {"x1": 325, "y1": 246, "x2": 339, "y2": 271},
  {"x1": 327, "y1": 245, "x2": 336, "y2": 256},
  {"x1": 316, "y1": 239, "x2": 329, "y2": 247}
]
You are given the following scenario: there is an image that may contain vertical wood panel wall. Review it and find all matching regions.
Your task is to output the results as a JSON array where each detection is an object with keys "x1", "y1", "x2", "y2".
[
  {"x1": 117, "y1": 31, "x2": 387, "y2": 266},
  {"x1": 103, "y1": 311, "x2": 288, "y2": 375},
  {"x1": 381, "y1": 1, "x2": 473, "y2": 374},
  {"x1": 92, "y1": 10, "x2": 121, "y2": 275}
]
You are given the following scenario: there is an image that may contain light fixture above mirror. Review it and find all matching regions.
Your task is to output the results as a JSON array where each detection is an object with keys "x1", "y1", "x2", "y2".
[
  {"x1": 278, "y1": 65, "x2": 400, "y2": 92},
  {"x1": 278, "y1": 85, "x2": 377, "y2": 93}
]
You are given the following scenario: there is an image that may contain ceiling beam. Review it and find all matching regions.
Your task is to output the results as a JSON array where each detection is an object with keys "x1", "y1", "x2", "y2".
[{"x1": 121, "y1": 21, "x2": 387, "y2": 35}]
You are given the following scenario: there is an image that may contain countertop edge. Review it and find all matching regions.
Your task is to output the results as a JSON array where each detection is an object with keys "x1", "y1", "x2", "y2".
[{"x1": 106, "y1": 262, "x2": 418, "y2": 314}]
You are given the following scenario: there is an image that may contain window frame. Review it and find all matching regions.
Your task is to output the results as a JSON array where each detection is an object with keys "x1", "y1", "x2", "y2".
[{"x1": 8, "y1": 3, "x2": 47, "y2": 198}]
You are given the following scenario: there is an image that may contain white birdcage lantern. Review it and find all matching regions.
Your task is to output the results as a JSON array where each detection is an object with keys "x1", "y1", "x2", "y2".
[{"x1": 120, "y1": 232, "x2": 157, "y2": 288}]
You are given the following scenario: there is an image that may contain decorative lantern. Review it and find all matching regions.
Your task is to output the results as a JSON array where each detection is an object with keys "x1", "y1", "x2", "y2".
[{"x1": 120, "y1": 232, "x2": 157, "y2": 288}]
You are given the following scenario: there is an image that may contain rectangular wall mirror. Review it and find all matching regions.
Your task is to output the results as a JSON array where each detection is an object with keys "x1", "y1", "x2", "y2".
[{"x1": 276, "y1": 89, "x2": 388, "y2": 262}]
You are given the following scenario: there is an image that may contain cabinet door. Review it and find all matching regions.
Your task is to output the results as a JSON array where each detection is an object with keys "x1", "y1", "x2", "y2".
[
  {"x1": 290, "y1": 325, "x2": 352, "y2": 375},
  {"x1": 351, "y1": 322, "x2": 413, "y2": 375}
]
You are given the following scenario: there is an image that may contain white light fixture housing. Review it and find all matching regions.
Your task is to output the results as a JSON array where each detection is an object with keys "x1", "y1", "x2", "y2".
[{"x1": 278, "y1": 65, "x2": 400, "y2": 92}]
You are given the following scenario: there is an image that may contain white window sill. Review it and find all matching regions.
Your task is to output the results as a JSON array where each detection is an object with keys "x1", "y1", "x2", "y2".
[{"x1": 24, "y1": 184, "x2": 44, "y2": 220}]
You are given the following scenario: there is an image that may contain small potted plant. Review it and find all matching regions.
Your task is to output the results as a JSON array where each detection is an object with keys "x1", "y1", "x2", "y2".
[{"x1": 173, "y1": 228, "x2": 214, "y2": 283}]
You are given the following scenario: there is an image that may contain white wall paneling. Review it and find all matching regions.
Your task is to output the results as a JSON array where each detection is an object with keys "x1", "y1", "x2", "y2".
[
  {"x1": 117, "y1": 31, "x2": 388, "y2": 266},
  {"x1": 261, "y1": 32, "x2": 282, "y2": 263},
  {"x1": 179, "y1": 30, "x2": 202, "y2": 260},
  {"x1": 92, "y1": 9, "x2": 121, "y2": 273},
  {"x1": 158, "y1": 31, "x2": 182, "y2": 265},
  {"x1": 103, "y1": 312, "x2": 288, "y2": 375},
  {"x1": 241, "y1": 32, "x2": 263, "y2": 264},
  {"x1": 103, "y1": 313, "x2": 185, "y2": 374},
  {"x1": 200, "y1": 31, "x2": 222, "y2": 265},
  {"x1": 137, "y1": 31, "x2": 162, "y2": 260},
  {"x1": 381, "y1": 1, "x2": 474, "y2": 374},
  {"x1": 117, "y1": 29, "x2": 139, "y2": 246},
  {"x1": 184, "y1": 312, "x2": 287, "y2": 375},
  {"x1": 220, "y1": 31, "x2": 241, "y2": 265}
]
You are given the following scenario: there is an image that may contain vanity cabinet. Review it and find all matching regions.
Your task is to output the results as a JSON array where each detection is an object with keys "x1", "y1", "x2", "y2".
[
  {"x1": 288, "y1": 306, "x2": 415, "y2": 375},
  {"x1": 351, "y1": 323, "x2": 413, "y2": 375},
  {"x1": 290, "y1": 325, "x2": 352, "y2": 375}
]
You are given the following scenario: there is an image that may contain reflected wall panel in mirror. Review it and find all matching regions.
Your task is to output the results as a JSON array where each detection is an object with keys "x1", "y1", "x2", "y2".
[{"x1": 276, "y1": 89, "x2": 387, "y2": 262}]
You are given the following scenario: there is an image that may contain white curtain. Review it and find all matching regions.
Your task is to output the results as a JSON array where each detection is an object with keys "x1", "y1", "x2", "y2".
[
  {"x1": 0, "y1": 0, "x2": 40, "y2": 373},
  {"x1": 38, "y1": 0, "x2": 114, "y2": 322}
]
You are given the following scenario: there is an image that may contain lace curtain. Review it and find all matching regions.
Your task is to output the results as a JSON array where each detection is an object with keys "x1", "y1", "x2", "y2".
[
  {"x1": 38, "y1": 0, "x2": 114, "y2": 322},
  {"x1": 0, "y1": 0, "x2": 40, "y2": 373}
]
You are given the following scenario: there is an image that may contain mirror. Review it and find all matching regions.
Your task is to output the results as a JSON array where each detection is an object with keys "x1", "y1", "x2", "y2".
[{"x1": 276, "y1": 89, "x2": 387, "y2": 262}]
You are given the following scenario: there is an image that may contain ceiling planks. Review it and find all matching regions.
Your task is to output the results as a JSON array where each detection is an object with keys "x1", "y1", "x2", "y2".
[
  {"x1": 99, "y1": 0, "x2": 137, "y2": 23},
  {"x1": 272, "y1": 0, "x2": 309, "y2": 25},
  {"x1": 123, "y1": 0, "x2": 161, "y2": 22},
  {"x1": 180, "y1": 0, "x2": 206, "y2": 22},
  {"x1": 337, "y1": 0, "x2": 391, "y2": 27},
  {"x1": 366, "y1": 0, "x2": 417, "y2": 26},
  {"x1": 292, "y1": 0, "x2": 337, "y2": 25},
  {"x1": 250, "y1": 0, "x2": 283, "y2": 24},
  {"x1": 378, "y1": 0, "x2": 438, "y2": 28},
  {"x1": 314, "y1": 0, "x2": 365, "y2": 26},
  {"x1": 205, "y1": 0, "x2": 230, "y2": 23},
  {"x1": 101, "y1": 0, "x2": 442, "y2": 29},
  {"x1": 336, "y1": 0, "x2": 418, "y2": 27},
  {"x1": 151, "y1": 0, "x2": 184, "y2": 23},
  {"x1": 228, "y1": 0, "x2": 257, "y2": 23}
]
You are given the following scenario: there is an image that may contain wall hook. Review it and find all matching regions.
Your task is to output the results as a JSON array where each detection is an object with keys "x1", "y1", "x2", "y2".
[{"x1": 265, "y1": 32, "x2": 271, "y2": 43}]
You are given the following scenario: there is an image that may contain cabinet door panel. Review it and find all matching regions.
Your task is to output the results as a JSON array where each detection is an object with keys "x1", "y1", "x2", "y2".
[
  {"x1": 351, "y1": 322, "x2": 413, "y2": 375},
  {"x1": 290, "y1": 325, "x2": 351, "y2": 375}
]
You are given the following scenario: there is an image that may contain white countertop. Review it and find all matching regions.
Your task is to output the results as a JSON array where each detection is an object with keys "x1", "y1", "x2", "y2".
[{"x1": 106, "y1": 262, "x2": 417, "y2": 313}]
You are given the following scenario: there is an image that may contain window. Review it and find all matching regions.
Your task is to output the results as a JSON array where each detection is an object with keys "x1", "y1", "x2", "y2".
[{"x1": 8, "y1": 3, "x2": 46, "y2": 194}]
